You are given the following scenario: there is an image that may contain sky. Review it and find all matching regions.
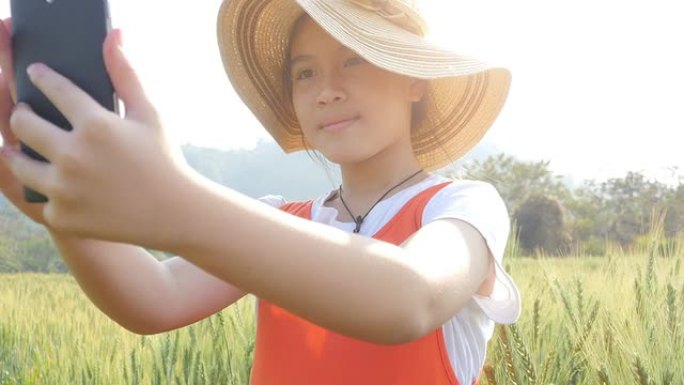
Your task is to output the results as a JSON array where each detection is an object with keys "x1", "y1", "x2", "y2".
[{"x1": 1, "y1": 0, "x2": 683, "y2": 185}]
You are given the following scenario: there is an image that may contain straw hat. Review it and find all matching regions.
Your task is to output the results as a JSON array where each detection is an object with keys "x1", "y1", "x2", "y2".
[{"x1": 217, "y1": 0, "x2": 511, "y2": 171}]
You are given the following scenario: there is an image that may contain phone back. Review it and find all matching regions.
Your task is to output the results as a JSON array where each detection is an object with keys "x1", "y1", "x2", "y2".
[
  {"x1": 11, "y1": 0, "x2": 115, "y2": 135},
  {"x1": 11, "y1": 0, "x2": 116, "y2": 202}
]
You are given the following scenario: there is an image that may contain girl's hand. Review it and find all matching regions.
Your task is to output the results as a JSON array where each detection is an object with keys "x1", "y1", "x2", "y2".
[
  {"x1": 1, "y1": 27, "x2": 194, "y2": 247},
  {"x1": 0, "y1": 17, "x2": 47, "y2": 224}
]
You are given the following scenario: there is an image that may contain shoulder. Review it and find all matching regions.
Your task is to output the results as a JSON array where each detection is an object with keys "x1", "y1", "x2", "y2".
[
  {"x1": 256, "y1": 194, "x2": 289, "y2": 209},
  {"x1": 424, "y1": 177, "x2": 521, "y2": 324},
  {"x1": 257, "y1": 194, "x2": 321, "y2": 215},
  {"x1": 423, "y1": 177, "x2": 510, "y2": 258},
  {"x1": 435, "y1": 178, "x2": 504, "y2": 201},
  {"x1": 424, "y1": 178, "x2": 509, "y2": 225}
]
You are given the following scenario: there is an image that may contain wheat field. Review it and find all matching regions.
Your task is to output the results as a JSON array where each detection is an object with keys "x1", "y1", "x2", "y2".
[{"x1": 1, "y1": 251, "x2": 683, "y2": 384}]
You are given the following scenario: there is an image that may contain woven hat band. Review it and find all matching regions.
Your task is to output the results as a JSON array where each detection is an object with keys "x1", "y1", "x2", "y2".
[{"x1": 346, "y1": 0, "x2": 426, "y2": 35}]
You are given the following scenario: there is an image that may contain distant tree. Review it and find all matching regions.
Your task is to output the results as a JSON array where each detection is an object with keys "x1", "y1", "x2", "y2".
[
  {"x1": 514, "y1": 194, "x2": 570, "y2": 255},
  {"x1": 0, "y1": 237, "x2": 20, "y2": 272},
  {"x1": 0, "y1": 198, "x2": 65, "y2": 273},
  {"x1": 16, "y1": 236, "x2": 66, "y2": 273},
  {"x1": 457, "y1": 153, "x2": 571, "y2": 215},
  {"x1": 564, "y1": 180, "x2": 606, "y2": 244},
  {"x1": 592, "y1": 172, "x2": 669, "y2": 245},
  {"x1": 3, "y1": 147, "x2": 682, "y2": 267},
  {"x1": 665, "y1": 184, "x2": 684, "y2": 237}
]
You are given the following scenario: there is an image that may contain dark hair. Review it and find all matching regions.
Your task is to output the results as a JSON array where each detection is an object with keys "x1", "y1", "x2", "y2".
[{"x1": 410, "y1": 91, "x2": 429, "y2": 131}]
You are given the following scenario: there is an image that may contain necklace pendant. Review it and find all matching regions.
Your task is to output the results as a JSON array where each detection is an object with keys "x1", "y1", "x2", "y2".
[
  {"x1": 353, "y1": 216, "x2": 363, "y2": 233},
  {"x1": 338, "y1": 169, "x2": 423, "y2": 236}
]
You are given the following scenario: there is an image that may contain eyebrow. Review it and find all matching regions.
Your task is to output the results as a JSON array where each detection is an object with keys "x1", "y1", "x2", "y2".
[
  {"x1": 289, "y1": 45, "x2": 353, "y2": 67},
  {"x1": 289, "y1": 54, "x2": 312, "y2": 68}
]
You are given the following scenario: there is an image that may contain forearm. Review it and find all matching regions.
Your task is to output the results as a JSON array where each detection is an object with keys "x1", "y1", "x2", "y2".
[
  {"x1": 48, "y1": 229, "x2": 177, "y2": 334},
  {"x1": 165, "y1": 177, "x2": 430, "y2": 344}
]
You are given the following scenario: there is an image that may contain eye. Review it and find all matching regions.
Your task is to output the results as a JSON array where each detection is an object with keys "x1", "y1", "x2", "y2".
[
  {"x1": 294, "y1": 68, "x2": 315, "y2": 81},
  {"x1": 344, "y1": 56, "x2": 366, "y2": 67}
]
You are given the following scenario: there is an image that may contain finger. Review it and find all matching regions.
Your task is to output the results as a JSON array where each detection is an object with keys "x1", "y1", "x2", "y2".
[
  {"x1": 25, "y1": 63, "x2": 103, "y2": 127},
  {"x1": 103, "y1": 29, "x2": 158, "y2": 123},
  {"x1": 0, "y1": 145, "x2": 51, "y2": 196},
  {"x1": 10, "y1": 103, "x2": 68, "y2": 161},
  {"x1": 0, "y1": 72, "x2": 19, "y2": 147},
  {"x1": 0, "y1": 18, "x2": 16, "y2": 102}
]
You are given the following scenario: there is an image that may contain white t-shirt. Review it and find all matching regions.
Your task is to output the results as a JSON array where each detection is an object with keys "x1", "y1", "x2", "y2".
[{"x1": 256, "y1": 173, "x2": 521, "y2": 385}]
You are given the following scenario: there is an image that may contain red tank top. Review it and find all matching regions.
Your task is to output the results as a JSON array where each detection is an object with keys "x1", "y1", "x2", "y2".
[{"x1": 250, "y1": 181, "x2": 477, "y2": 385}]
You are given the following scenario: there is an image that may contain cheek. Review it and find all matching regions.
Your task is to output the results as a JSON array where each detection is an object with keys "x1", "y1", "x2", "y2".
[
  {"x1": 364, "y1": 86, "x2": 411, "y2": 122},
  {"x1": 292, "y1": 95, "x2": 319, "y2": 142},
  {"x1": 361, "y1": 73, "x2": 412, "y2": 111},
  {"x1": 292, "y1": 91, "x2": 313, "y2": 125}
]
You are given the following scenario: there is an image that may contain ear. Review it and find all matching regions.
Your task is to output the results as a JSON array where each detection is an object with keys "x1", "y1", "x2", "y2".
[{"x1": 409, "y1": 78, "x2": 428, "y2": 102}]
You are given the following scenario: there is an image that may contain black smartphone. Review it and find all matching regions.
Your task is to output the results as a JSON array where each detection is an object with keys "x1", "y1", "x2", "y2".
[{"x1": 10, "y1": 0, "x2": 117, "y2": 203}]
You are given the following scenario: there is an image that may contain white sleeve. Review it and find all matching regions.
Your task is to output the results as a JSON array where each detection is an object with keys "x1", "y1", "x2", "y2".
[
  {"x1": 256, "y1": 194, "x2": 288, "y2": 209},
  {"x1": 422, "y1": 180, "x2": 521, "y2": 324}
]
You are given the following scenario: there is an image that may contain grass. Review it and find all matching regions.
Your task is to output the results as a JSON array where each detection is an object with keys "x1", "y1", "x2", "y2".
[
  {"x1": 1, "y1": 252, "x2": 682, "y2": 384},
  {"x1": 483, "y1": 252, "x2": 683, "y2": 385},
  {"x1": 0, "y1": 274, "x2": 255, "y2": 385}
]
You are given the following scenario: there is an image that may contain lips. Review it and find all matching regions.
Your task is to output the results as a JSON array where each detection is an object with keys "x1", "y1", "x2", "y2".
[{"x1": 320, "y1": 116, "x2": 359, "y2": 132}]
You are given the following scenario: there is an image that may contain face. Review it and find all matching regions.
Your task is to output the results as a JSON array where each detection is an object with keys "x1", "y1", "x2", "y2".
[{"x1": 288, "y1": 18, "x2": 425, "y2": 165}]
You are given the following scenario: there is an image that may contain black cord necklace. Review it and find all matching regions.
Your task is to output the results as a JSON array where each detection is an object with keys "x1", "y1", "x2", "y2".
[{"x1": 336, "y1": 169, "x2": 424, "y2": 233}]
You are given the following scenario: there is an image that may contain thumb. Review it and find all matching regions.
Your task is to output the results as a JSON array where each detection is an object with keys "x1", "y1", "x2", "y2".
[{"x1": 103, "y1": 29, "x2": 159, "y2": 124}]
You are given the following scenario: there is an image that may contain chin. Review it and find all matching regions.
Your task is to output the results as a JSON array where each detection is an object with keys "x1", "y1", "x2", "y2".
[
  {"x1": 307, "y1": 134, "x2": 386, "y2": 165},
  {"x1": 317, "y1": 148, "x2": 374, "y2": 166}
]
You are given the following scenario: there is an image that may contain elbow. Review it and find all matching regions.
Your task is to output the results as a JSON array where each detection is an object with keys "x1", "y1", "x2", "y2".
[
  {"x1": 123, "y1": 320, "x2": 187, "y2": 336},
  {"x1": 110, "y1": 312, "x2": 176, "y2": 336},
  {"x1": 386, "y1": 325, "x2": 430, "y2": 346},
  {"x1": 123, "y1": 323, "x2": 168, "y2": 336},
  {"x1": 379, "y1": 282, "x2": 463, "y2": 346},
  {"x1": 369, "y1": 309, "x2": 432, "y2": 346},
  {"x1": 395, "y1": 303, "x2": 438, "y2": 345},
  {"x1": 370, "y1": 286, "x2": 437, "y2": 346}
]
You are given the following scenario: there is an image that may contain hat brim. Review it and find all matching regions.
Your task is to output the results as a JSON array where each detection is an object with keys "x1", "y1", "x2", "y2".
[{"x1": 217, "y1": 0, "x2": 511, "y2": 171}]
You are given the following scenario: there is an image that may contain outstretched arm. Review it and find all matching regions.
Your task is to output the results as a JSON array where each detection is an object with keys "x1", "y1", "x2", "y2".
[
  {"x1": 0, "y1": 20, "x2": 245, "y2": 335},
  {"x1": 49, "y1": 231, "x2": 248, "y2": 335},
  {"x1": 2, "y1": 26, "x2": 490, "y2": 345}
]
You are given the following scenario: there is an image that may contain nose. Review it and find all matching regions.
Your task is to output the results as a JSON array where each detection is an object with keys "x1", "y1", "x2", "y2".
[{"x1": 316, "y1": 71, "x2": 347, "y2": 107}]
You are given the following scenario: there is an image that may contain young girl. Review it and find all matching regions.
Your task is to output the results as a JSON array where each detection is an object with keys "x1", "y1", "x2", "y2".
[{"x1": 0, "y1": 0, "x2": 520, "y2": 384}]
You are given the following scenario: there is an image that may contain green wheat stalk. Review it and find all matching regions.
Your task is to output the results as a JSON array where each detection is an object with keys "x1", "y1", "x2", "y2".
[
  {"x1": 603, "y1": 321, "x2": 614, "y2": 356},
  {"x1": 575, "y1": 301, "x2": 600, "y2": 352},
  {"x1": 680, "y1": 282, "x2": 684, "y2": 320},
  {"x1": 576, "y1": 279, "x2": 585, "y2": 325},
  {"x1": 632, "y1": 354, "x2": 652, "y2": 385},
  {"x1": 498, "y1": 325, "x2": 520, "y2": 385},
  {"x1": 532, "y1": 298, "x2": 541, "y2": 349},
  {"x1": 129, "y1": 349, "x2": 140, "y2": 385},
  {"x1": 181, "y1": 347, "x2": 193, "y2": 385},
  {"x1": 482, "y1": 364, "x2": 497, "y2": 385},
  {"x1": 634, "y1": 278, "x2": 645, "y2": 320},
  {"x1": 597, "y1": 365, "x2": 612, "y2": 385},
  {"x1": 666, "y1": 283, "x2": 678, "y2": 338},
  {"x1": 646, "y1": 252, "x2": 656, "y2": 293},
  {"x1": 554, "y1": 279, "x2": 580, "y2": 333},
  {"x1": 509, "y1": 323, "x2": 537, "y2": 385},
  {"x1": 538, "y1": 349, "x2": 556, "y2": 384},
  {"x1": 568, "y1": 360, "x2": 582, "y2": 385}
]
